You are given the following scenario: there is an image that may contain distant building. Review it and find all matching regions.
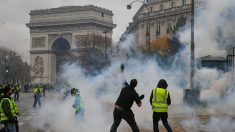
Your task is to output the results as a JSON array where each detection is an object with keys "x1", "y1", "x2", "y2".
[
  {"x1": 125, "y1": 0, "x2": 205, "y2": 55},
  {"x1": 26, "y1": 5, "x2": 116, "y2": 84},
  {"x1": 199, "y1": 55, "x2": 227, "y2": 72}
]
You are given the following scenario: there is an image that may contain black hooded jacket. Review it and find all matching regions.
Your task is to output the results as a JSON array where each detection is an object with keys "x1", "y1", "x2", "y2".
[
  {"x1": 149, "y1": 79, "x2": 171, "y2": 106},
  {"x1": 115, "y1": 81, "x2": 141, "y2": 109}
]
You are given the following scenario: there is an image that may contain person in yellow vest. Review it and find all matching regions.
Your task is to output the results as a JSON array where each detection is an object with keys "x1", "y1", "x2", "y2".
[
  {"x1": 0, "y1": 85, "x2": 20, "y2": 132},
  {"x1": 150, "y1": 79, "x2": 172, "y2": 132},
  {"x1": 33, "y1": 85, "x2": 43, "y2": 108},
  {"x1": 14, "y1": 84, "x2": 21, "y2": 102}
]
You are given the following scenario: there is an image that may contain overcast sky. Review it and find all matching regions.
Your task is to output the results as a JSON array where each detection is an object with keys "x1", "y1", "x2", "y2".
[{"x1": 0, "y1": 0, "x2": 143, "y2": 61}]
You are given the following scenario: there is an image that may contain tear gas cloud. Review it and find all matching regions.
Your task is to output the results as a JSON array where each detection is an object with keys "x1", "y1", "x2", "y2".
[
  {"x1": 30, "y1": 41, "x2": 190, "y2": 131},
  {"x1": 179, "y1": 0, "x2": 235, "y2": 131},
  {"x1": 30, "y1": 0, "x2": 235, "y2": 131},
  {"x1": 179, "y1": 0, "x2": 235, "y2": 58},
  {"x1": 30, "y1": 57, "x2": 188, "y2": 131}
]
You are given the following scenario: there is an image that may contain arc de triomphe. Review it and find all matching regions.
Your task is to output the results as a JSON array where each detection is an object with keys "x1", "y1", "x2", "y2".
[{"x1": 26, "y1": 5, "x2": 116, "y2": 84}]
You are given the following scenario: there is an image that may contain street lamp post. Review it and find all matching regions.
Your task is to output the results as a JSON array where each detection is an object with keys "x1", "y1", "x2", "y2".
[
  {"x1": 190, "y1": 0, "x2": 195, "y2": 90},
  {"x1": 127, "y1": 0, "x2": 151, "y2": 55},
  {"x1": 183, "y1": 0, "x2": 199, "y2": 105}
]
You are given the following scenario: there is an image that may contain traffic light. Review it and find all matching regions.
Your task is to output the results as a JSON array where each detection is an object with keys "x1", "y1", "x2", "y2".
[{"x1": 6, "y1": 66, "x2": 9, "y2": 73}]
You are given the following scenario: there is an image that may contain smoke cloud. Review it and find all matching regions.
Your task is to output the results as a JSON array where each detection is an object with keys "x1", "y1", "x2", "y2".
[
  {"x1": 28, "y1": 0, "x2": 235, "y2": 131},
  {"x1": 179, "y1": 0, "x2": 235, "y2": 58}
]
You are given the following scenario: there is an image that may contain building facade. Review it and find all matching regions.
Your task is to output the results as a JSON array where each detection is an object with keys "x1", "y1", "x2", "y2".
[
  {"x1": 126, "y1": 0, "x2": 204, "y2": 55},
  {"x1": 26, "y1": 5, "x2": 116, "y2": 84}
]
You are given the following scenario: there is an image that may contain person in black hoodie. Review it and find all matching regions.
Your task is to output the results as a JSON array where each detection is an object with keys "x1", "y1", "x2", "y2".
[
  {"x1": 110, "y1": 79, "x2": 144, "y2": 132},
  {"x1": 150, "y1": 79, "x2": 172, "y2": 132}
]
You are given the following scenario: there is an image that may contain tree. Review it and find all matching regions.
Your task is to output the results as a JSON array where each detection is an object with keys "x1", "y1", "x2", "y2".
[
  {"x1": 73, "y1": 33, "x2": 112, "y2": 74},
  {"x1": 0, "y1": 46, "x2": 30, "y2": 84}
]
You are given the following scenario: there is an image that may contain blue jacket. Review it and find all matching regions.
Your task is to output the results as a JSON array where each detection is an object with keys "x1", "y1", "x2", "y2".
[{"x1": 73, "y1": 93, "x2": 82, "y2": 112}]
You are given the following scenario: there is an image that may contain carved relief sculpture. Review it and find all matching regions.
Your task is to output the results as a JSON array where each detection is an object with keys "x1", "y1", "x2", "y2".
[{"x1": 34, "y1": 56, "x2": 44, "y2": 76}]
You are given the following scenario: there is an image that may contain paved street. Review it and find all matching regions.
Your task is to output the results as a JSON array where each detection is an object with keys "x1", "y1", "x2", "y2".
[
  {"x1": 15, "y1": 92, "x2": 46, "y2": 132},
  {"x1": 0, "y1": 92, "x2": 232, "y2": 132},
  {"x1": 8, "y1": 92, "x2": 59, "y2": 132}
]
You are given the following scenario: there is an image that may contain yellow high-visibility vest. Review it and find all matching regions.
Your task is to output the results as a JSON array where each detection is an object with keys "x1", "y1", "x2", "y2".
[
  {"x1": 33, "y1": 87, "x2": 43, "y2": 95},
  {"x1": 0, "y1": 98, "x2": 19, "y2": 121},
  {"x1": 152, "y1": 87, "x2": 169, "y2": 112},
  {"x1": 11, "y1": 99, "x2": 19, "y2": 115},
  {"x1": 15, "y1": 85, "x2": 21, "y2": 92}
]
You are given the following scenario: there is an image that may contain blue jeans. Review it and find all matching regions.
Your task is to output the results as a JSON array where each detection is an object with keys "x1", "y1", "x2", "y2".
[{"x1": 5, "y1": 123, "x2": 16, "y2": 132}]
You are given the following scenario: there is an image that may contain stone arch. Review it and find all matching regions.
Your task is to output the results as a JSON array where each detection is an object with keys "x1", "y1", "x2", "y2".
[
  {"x1": 51, "y1": 37, "x2": 71, "y2": 52},
  {"x1": 50, "y1": 37, "x2": 73, "y2": 80}
]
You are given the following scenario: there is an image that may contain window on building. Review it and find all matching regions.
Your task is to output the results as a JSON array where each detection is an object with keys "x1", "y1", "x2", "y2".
[
  {"x1": 167, "y1": 20, "x2": 172, "y2": 33},
  {"x1": 150, "y1": 7, "x2": 153, "y2": 12},
  {"x1": 182, "y1": 0, "x2": 186, "y2": 6},
  {"x1": 160, "y1": 4, "x2": 164, "y2": 10},
  {"x1": 156, "y1": 21, "x2": 161, "y2": 36},
  {"x1": 101, "y1": 12, "x2": 104, "y2": 17},
  {"x1": 146, "y1": 23, "x2": 150, "y2": 39},
  {"x1": 171, "y1": 2, "x2": 175, "y2": 8}
]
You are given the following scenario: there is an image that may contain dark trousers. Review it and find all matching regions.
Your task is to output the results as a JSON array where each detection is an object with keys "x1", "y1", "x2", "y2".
[
  {"x1": 0, "y1": 127, "x2": 5, "y2": 132},
  {"x1": 33, "y1": 95, "x2": 41, "y2": 108},
  {"x1": 153, "y1": 112, "x2": 172, "y2": 132},
  {"x1": 110, "y1": 108, "x2": 139, "y2": 132},
  {"x1": 14, "y1": 92, "x2": 19, "y2": 101},
  {"x1": 0, "y1": 123, "x2": 19, "y2": 132}
]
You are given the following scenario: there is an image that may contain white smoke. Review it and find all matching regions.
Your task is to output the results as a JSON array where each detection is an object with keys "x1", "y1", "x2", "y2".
[
  {"x1": 28, "y1": 0, "x2": 235, "y2": 131},
  {"x1": 180, "y1": 0, "x2": 235, "y2": 58},
  {"x1": 179, "y1": 0, "x2": 235, "y2": 131},
  {"x1": 29, "y1": 44, "x2": 188, "y2": 131}
]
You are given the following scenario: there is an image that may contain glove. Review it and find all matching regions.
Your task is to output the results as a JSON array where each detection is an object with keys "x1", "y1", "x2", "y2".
[{"x1": 139, "y1": 94, "x2": 145, "y2": 100}]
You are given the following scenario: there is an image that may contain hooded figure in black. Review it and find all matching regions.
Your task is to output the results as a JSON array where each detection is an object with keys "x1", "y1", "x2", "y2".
[
  {"x1": 150, "y1": 79, "x2": 172, "y2": 132},
  {"x1": 110, "y1": 79, "x2": 144, "y2": 132}
]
